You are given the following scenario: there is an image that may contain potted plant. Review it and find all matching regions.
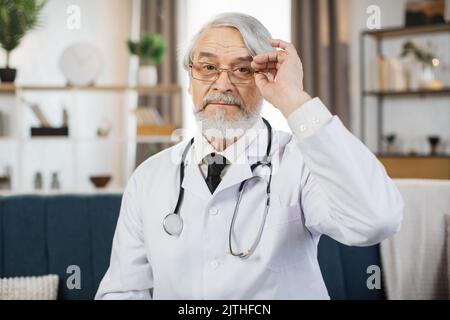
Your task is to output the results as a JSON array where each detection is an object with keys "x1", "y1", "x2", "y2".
[
  {"x1": 127, "y1": 33, "x2": 166, "y2": 86},
  {"x1": 400, "y1": 40, "x2": 442, "y2": 90},
  {"x1": 384, "y1": 133, "x2": 397, "y2": 155},
  {"x1": 0, "y1": 0, "x2": 47, "y2": 83},
  {"x1": 427, "y1": 135, "x2": 441, "y2": 156}
]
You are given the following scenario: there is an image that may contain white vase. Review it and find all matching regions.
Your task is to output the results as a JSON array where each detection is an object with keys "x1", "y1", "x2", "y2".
[
  {"x1": 137, "y1": 65, "x2": 158, "y2": 86},
  {"x1": 421, "y1": 64, "x2": 435, "y2": 83},
  {"x1": 419, "y1": 64, "x2": 443, "y2": 90}
]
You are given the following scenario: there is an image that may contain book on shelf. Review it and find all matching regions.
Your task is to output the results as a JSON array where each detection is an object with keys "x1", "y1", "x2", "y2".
[
  {"x1": 135, "y1": 106, "x2": 176, "y2": 136},
  {"x1": 135, "y1": 106, "x2": 164, "y2": 126}
]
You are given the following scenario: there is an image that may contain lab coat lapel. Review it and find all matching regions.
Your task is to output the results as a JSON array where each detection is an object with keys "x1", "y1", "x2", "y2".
[
  {"x1": 214, "y1": 128, "x2": 268, "y2": 194},
  {"x1": 182, "y1": 162, "x2": 211, "y2": 201},
  {"x1": 181, "y1": 117, "x2": 269, "y2": 197},
  {"x1": 214, "y1": 162, "x2": 253, "y2": 194},
  {"x1": 181, "y1": 158, "x2": 253, "y2": 198}
]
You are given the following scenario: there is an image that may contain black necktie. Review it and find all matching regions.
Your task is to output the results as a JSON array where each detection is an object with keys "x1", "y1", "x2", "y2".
[{"x1": 204, "y1": 153, "x2": 229, "y2": 194}]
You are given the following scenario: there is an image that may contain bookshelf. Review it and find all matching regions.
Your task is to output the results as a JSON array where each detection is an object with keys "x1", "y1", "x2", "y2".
[
  {"x1": 0, "y1": 84, "x2": 183, "y2": 194},
  {"x1": 360, "y1": 24, "x2": 450, "y2": 179}
]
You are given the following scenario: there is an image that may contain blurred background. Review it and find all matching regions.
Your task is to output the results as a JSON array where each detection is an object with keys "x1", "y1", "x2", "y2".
[
  {"x1": 0, "y1": 0, "x2": 449, "y2": 193},
  {"x1": 0, "y1": 0, "x2": 449, "y2": 300}
]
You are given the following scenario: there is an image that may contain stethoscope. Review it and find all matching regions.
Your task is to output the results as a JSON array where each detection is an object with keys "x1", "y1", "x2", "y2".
[{"x1": 163, "y1": 118, "x2": 273, "y2": 259}]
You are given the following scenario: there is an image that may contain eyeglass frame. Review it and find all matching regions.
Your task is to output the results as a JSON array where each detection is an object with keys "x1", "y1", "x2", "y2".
[{"x1": 188, "y1": 61, "x2": 265, "y2": 85}]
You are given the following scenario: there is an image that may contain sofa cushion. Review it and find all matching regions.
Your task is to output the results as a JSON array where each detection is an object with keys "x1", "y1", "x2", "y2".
[
  {"x1": 318, "y1": 235, "x2": 385, "y2": 300},
  {"x1": 0, "y1": 274, "x2": 59, "y2": 300},
  {"x1": 0, "y1": 195, "x2": 121, "y2": 300},
  {"x1": 2, "y1": 197, "x2": 49, "y2": 277}
]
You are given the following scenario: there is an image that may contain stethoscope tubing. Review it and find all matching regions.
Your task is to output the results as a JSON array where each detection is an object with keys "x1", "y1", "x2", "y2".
[{"x1": 164, "y1": 118, "x2": 273, "y2": 258}]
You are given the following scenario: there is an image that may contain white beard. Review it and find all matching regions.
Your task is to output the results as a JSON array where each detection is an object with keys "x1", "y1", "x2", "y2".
[{"x1": 195, "y1": 105, "x2": 262, "y2": 140}]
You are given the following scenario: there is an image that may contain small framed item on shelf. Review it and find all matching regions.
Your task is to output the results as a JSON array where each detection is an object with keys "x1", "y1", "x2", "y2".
[
  {"x1": 0, "y1": 176, "x2": 11, "y2": 190},
  {"x1": 23, "y1": 99, "x2": 70, "y2": 137},
  {"x1": 0, "y1": 166, "x2": 12, "y2": 191},
  {"x1": 31, "y1": 126, "x2": 69, "y2": 137}
]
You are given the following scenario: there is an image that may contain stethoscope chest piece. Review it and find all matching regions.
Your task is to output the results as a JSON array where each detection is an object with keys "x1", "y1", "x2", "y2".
[{"x1": 163, "y1": 213, "x2": 183, "y2": 236}]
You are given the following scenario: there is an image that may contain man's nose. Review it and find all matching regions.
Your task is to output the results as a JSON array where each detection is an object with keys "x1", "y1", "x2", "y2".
[{"x1": 212, "y1": 70, "x2": 235, "y2": 93}]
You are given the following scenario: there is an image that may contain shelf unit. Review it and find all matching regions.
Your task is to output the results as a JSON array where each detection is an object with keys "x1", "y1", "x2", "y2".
[
  {"x1": 360, "y1": 24, "x2": 450, "y2": 179},
  {"x1": 0, "y1": 84, "x2": 183, "y2": 193},
  {"x1": 363, "y1": 87, "x2": 450, "y2": 97},
  {"x1": 0, "y1": 83, "x2": 181, "y2": 93},
  {"x1": 361, "y1": 23, "x2": 450, "y2": 151},
  {"x1": 362, "y1": 23, "x2": 450, "y2": 38}
]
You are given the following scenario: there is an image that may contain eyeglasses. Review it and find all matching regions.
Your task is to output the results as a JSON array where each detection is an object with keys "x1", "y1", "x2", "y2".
[{"x1": 189, "y1": 62, "x2": 260, "y2": 85}]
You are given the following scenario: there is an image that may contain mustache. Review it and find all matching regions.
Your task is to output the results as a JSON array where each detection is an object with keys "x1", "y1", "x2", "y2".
[{"x1": 201, "y1": 93, "x2": 243, "y2": 110}]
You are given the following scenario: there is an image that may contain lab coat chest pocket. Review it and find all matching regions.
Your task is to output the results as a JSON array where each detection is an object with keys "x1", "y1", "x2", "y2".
[{"x1": 262, "y1": 198, "x2": 308, "y2": 272}]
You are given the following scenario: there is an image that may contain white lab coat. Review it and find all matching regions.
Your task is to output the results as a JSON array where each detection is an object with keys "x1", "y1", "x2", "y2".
[{"x1": 95, "y1": 99, "x2": 404, "y2": 300}]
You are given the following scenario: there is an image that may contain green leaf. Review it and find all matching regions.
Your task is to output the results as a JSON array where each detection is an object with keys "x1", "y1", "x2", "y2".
[
  {"x1": 0, "y1": 0, "x2": 47, "y2": 63},
  {"x1": 400, "y1": 40, "x2": 436, "y2": 66},
  {"x1": 126, "y1": 32, "x2": 166, "y2": 65}
]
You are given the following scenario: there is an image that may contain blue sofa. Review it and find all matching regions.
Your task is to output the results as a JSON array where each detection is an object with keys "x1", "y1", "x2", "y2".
[{"x1": 0, "y1": 195, "x2": 385, "y2": 300}]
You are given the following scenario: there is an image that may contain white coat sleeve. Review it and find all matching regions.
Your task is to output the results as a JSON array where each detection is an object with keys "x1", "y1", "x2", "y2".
[
  {"x1": 288, "y1": 98, "x2": 404, "y2": 246},
  {"x1": 95, "y1": 174, "x2": 153, "y2": 299}
]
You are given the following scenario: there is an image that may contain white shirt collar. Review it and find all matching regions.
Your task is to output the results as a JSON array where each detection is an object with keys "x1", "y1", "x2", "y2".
[{"x1": 192, "y1": 117, "x2": 266, "y2": 165}]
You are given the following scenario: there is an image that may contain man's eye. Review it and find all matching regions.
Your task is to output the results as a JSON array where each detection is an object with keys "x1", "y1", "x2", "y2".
[
  {"x1": 203, "y1": 64, "x2": 217, "y2": 71},
  {"x1": 237, "y1": 67, "x2": 251, "y2": 74}
]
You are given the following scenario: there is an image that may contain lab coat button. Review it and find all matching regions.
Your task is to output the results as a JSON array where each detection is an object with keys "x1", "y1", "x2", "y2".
[
  {"x1": 209, "y1": 207, "x2": 219, "y2": 216},
  {"x1": 210, "y1": 260, "x2": 220, "y2": 269},
  {"x1": 311, "y1": 117, "x2": 319, "y2": 125}
]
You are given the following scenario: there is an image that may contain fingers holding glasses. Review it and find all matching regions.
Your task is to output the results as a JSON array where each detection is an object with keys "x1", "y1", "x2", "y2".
[
  {"x1": 252, "y1": 61, "x2": 278, "y2": 70},
  {"x1": 269, "y1": 39, "x2": 298, "y2": 53},
  {"x1": 251, "y1": 38, "x2": 300, "y2": 70},
  {"x1": 252, "y1": 38, "x2": 297, "y2": 64},
  {"x1": 251, "y1": 51, "x2": 287, "y2": 71},
  {"x1": 252, "y1": 39, "x2": 306, "y2": 113}
]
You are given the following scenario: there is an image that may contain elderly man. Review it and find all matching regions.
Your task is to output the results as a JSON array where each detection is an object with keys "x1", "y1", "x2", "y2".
[{"x1": 96, "y1": 12, "x2": 403, "y2": 300}]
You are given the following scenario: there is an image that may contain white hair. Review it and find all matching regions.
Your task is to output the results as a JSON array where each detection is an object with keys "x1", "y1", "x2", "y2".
[{"x1": 182, "y1": 12, "x2": 275, "y2": 70}]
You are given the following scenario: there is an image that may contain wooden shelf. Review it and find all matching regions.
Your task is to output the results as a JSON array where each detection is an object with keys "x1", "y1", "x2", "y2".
[
  {"x1": 363, "y1": 23, "x2": 450, "y2": 38},
  {"x1": 0, "y1": 83, "x2": 16, "y2": 93},
  {"x1": 378, "y1": 154, "x2": 450, "y2": 158},
  {"x1": 0, "y1": 84, "x2": 181, "y2": 94},
  {"x1": 22, "y1": 137, "x2": 122, "y2": 143},
  {"x1": 378, "y1": 155, "x2": 450, "y2": 179},
  {"x1": 2, "y1": 136, "x2": 179, "y2": 144},
  {"x1": 135, "y1": 135, "x2": 179, "y2": 144},
  {"x1": 364, "y1": 88, "x2": 450, "y2": 97}
]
